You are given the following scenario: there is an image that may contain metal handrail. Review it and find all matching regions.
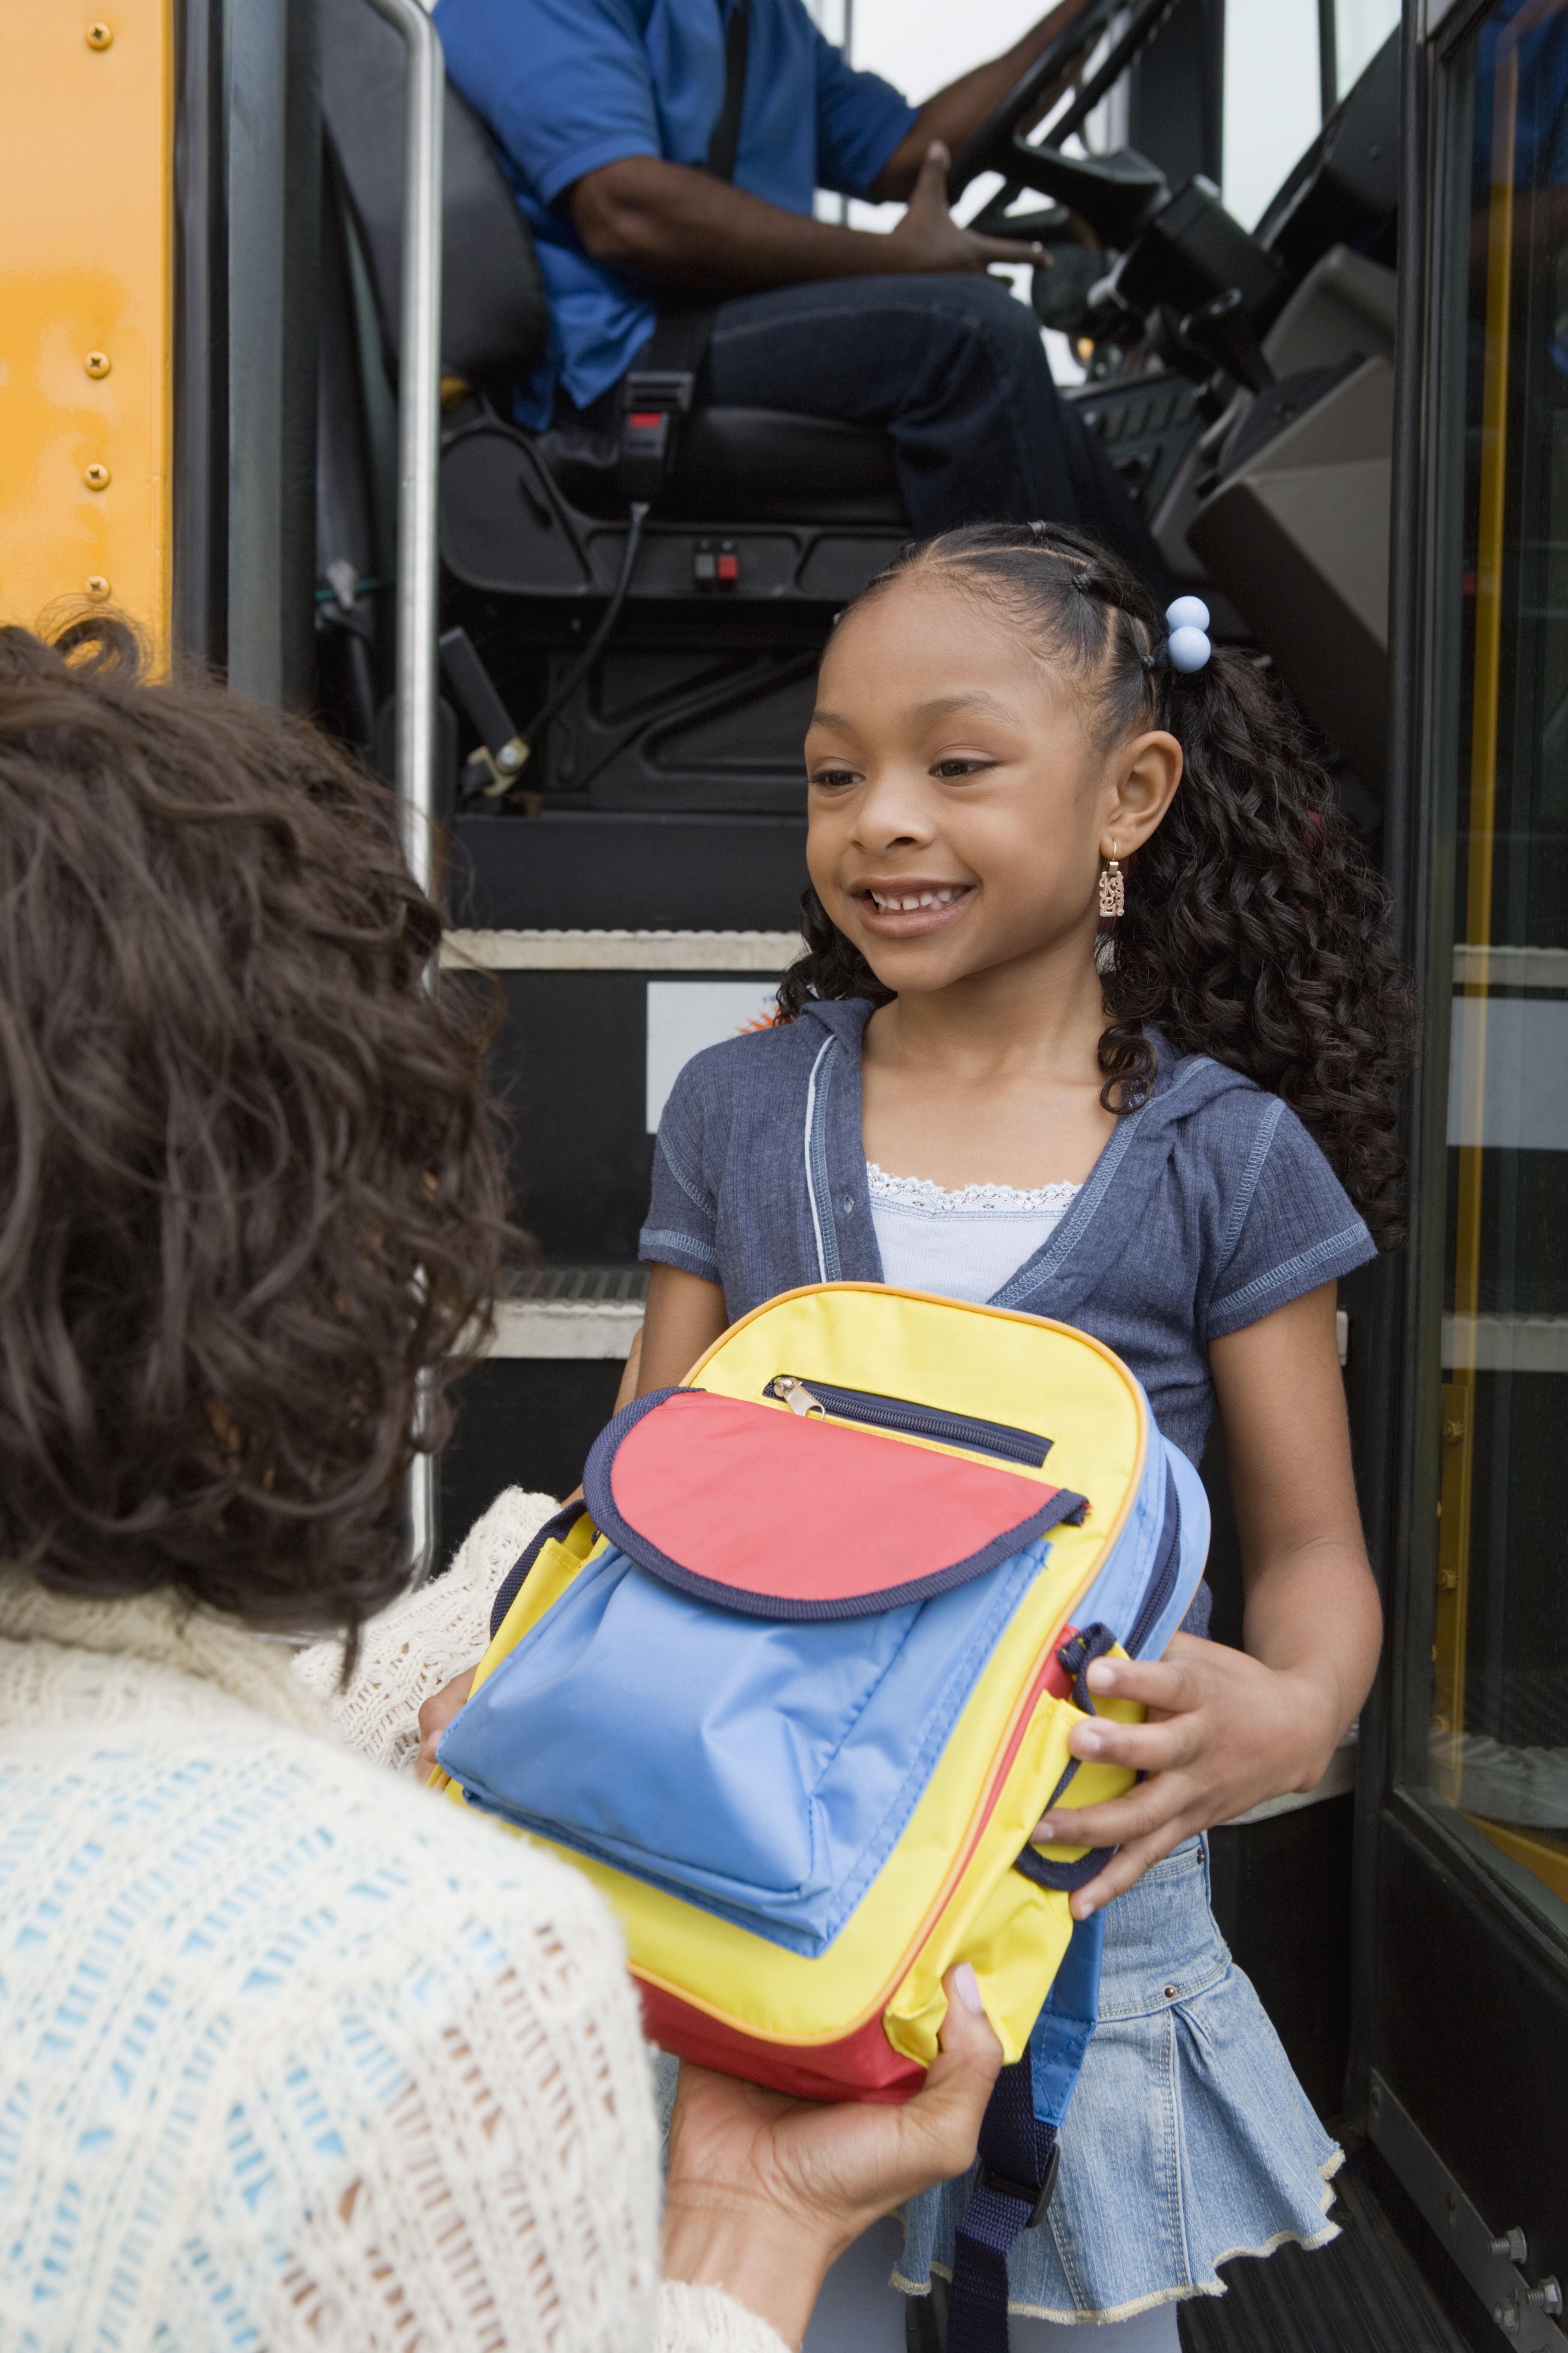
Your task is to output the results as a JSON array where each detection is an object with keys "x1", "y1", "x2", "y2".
[
  {"x1": 361, "y1": 0, "x2": 444, "y2": 896},
  {"x1": 361, "y1": 0, "x2": 445, "y2": 1579}
]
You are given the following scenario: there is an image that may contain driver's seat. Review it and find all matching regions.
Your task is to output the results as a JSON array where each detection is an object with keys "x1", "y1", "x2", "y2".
[
  {"x1": 319, "y1": 0, "x2": 909, "y2": 812},
  {"x1": 320, "y1": 0, "x2": 906, "y2": 530}
]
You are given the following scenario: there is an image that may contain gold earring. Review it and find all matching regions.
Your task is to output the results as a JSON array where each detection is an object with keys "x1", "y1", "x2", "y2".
[{"x1": 1098, "y1": 852, "x2": 1124, "y2": 920}]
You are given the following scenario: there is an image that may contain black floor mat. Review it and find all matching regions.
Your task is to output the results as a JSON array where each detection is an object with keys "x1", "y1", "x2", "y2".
[{"x1": 1178, "y1": 2152, "x2": 1476, "y2": 2353}]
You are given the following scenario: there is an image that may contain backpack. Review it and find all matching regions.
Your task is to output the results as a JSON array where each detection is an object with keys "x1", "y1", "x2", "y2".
[{"x1": 436, "y1": 1282, "x2": 1208, "y2": 2351}]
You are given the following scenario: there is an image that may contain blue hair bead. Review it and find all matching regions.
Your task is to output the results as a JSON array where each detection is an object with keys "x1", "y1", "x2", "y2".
[
  {"x1": 1165, "y1": 595, "x2": 1211, "y2": 633},
  {"x1": 1167, "y1": 624, "x2": 1212, "y2": 674}
]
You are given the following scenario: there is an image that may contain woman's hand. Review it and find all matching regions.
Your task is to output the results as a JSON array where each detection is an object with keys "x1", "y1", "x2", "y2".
[
  {"x1": 1034, "y1": 1631, "x2": 1345, "y2": 1915},
  {"x1": 662, "y1": 1963, "x2": 1003, "y2": 2347},
  {"x1": 417, "y1": 1667, "x2": 476, "y2": 1781}
]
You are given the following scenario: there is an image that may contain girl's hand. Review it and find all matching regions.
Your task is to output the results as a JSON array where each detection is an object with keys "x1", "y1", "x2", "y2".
[
  {"x1": 662, "y1": 1962, "x2": 1002, "y2": 2347},
  {"x1": 1036, "y1": 1286, "x2": 1381, "y2": 1917},
  {"x1": 1033, "y1": 1630, "x2": 1345, "y2": 1917}
]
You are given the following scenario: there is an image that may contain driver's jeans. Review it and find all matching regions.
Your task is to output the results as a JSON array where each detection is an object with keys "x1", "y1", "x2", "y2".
[{"x1": 702, "y1": 272, "x2": 1172, "y2": 593}]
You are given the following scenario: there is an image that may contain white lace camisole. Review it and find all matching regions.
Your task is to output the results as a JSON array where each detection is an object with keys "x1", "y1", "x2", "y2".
[{"x1": 866, "y1": 1162, "x2": 1082, "y2": 1305}]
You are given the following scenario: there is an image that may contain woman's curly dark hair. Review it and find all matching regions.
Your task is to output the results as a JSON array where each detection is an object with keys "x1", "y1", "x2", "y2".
[
  {"x1": 778, "y1": 522, "x2": 1414, "y2": 1246},
  {"x1": 0, "y1": 616, "x2": 515, "y2": 1642}
]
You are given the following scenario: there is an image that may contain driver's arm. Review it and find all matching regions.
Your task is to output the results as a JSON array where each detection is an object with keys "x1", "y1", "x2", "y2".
[
  {"x1": 570, "y1": 0, "x2": 1097, "y2": 295},
  {"x1": 570, "y1": 143, "x2": 1038, "y2": 292}
]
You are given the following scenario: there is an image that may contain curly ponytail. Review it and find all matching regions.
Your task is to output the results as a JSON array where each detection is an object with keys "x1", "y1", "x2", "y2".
[{"x1": 778, "y1": 522, "x2": 1414, "y2": 1247}]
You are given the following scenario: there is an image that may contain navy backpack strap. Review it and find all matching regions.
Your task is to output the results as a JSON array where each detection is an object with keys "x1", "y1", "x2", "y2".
[
  {"x1": 1011, "y1": 1623, "x2": 1121, "y2": 1893},
  {"x1": 949, "y1": 1620, "x2": 1116, "y2": 2353},
  {"x1": 946, "y1": 1910, "x2": 1106, "y2": 2353},
  {"x1": 947, "y1": 2060, "x2": 1059, "y2": 2353},
  {"x1": 488, "y1": 1499, "x2": 588, "y2": 1638}
]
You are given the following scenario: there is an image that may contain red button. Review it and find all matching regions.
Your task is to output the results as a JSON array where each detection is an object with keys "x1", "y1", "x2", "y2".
[{"x1": 716, "y1": 553, "x2": 739, "y2": 582}]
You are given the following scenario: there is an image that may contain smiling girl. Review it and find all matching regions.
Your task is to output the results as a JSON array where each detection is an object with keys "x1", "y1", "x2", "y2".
[{"x1": 630, "y1": 522, "x2": 1410, "y2": 2346}]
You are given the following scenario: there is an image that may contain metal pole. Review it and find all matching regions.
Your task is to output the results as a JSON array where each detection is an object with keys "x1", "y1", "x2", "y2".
[
  {"x1": 360, "y1": 0, "x2": 444, "y2": 899},
  {"x1": 360, "y1": 0, "x2": 444, "y2": 1579}
]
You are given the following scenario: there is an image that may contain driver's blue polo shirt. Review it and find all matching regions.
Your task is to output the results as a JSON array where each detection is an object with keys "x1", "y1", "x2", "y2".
[{"x1": 432, "y1": 0, "x2": 918, "y2": 424}]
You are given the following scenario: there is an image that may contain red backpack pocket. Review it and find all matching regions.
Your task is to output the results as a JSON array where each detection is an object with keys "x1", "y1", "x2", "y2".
[{"x1": 583, "y1": 1385, "x2": 1087, "y2": 1620}]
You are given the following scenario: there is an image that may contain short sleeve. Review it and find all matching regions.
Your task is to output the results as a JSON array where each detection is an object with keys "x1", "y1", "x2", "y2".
[
  {"x1": 639, "y1": 1056, "x2": 721, "y2": 1283},
  {"x1": 435, "y1": 0, "x2": 664, "y2": 208},
  {"x1": 1203, "y1": 1099, "x2": 1377, "y2": 1341},
  {"x1": 810, "y1": 23, "x2": 919, "y2": 200}
]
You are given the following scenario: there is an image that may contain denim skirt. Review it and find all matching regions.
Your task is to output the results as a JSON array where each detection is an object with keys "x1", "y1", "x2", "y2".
[{"x1": 893, "y1": 1836, "x2": 1342, "y2": 2322}]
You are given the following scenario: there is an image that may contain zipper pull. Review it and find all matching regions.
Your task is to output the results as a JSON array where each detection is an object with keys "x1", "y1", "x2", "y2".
[{"x1": 767, "y1": 1376, "x2": 827, "y2": 1418}]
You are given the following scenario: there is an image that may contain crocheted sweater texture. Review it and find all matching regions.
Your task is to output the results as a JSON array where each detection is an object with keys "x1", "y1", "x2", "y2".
[{"x1": 0, "y1": 1490, "x2": 786, "y2": 2352}]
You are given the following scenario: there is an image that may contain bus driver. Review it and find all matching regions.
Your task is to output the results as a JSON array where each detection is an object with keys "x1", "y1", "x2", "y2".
[{"x1": 431, "y1": 0, "x2": 1168, "y2": 581}]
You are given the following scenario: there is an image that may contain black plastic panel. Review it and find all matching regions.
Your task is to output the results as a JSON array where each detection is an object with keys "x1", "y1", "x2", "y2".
[
  {"x1": 449, "y1": 810, "x2": 808, "y2": 930},
  {"x1": 1209, "y1": 1797, "x2": 1355, "y2": 2121},
  {"x1": 1375, "y1": 1808, "x2": 1568, "y2": 2288},
  {"x1": 490, "y1": 973, "x2": 659, "y2": 1261},
  {"x1": 442, "y1": 1357, "x2": 625, "y2": 1543},
  {"x1": 440, "y1": 419, "x2": 905, "y2": 606}
]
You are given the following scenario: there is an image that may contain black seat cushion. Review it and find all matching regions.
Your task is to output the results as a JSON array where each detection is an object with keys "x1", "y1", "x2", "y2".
[
  {"x1": 540, "y1": 407, "x2": 907, "y2": 527},
  {"x1": 321, "y1": 0, "x2": 548, "y2": 386}
]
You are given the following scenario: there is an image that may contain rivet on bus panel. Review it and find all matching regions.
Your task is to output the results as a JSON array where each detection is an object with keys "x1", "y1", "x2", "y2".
[
  {"x1": 84, "y1": 464, "x2": 111, "y2": 491},
  {"x1": 86, "y1": 21, "x2": 113, "y2": 48},
  {"x1": 85, "y1": 577, "x2": 111, "y2": 601},
  {"x1": 85, "y1": 352, "x2": 111, "y2": 379}
]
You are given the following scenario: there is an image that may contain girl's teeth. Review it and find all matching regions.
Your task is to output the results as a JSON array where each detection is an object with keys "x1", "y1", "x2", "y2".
[{"x1": 868, "y1": 887, "x2": 964, "y2": 911}]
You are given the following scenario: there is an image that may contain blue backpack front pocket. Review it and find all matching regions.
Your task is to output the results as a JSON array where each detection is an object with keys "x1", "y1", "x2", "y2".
[{"x1": 438, "y1": 1534, "x2": 1051, "y2": 1955}]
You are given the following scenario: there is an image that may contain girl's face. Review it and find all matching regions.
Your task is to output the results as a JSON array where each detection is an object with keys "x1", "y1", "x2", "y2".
[{"x1": 803, "y1": 575, "x2": 1181, "y2": 999}]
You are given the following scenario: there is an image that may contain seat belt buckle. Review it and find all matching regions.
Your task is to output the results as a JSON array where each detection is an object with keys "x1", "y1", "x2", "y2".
[
  {"x1": 618, "y1": 369, "x2": 696, "y2": 500},
  {"x1": 977, "y1": 2141, "x2": 1060, "y2": 2231}
]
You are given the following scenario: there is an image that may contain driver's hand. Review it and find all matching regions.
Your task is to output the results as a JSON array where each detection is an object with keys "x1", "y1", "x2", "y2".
[
  {"x1": 886, "y1": 140, "x2": 1050, "y2": 276},
  {"x1": 661, "y1": 1962, "x2": 1004, "y2": 2345}
]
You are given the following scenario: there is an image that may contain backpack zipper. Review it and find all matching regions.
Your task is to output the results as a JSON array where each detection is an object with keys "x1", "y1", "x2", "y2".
[{"x1": 764, "y1": 1375, "x2": 1051, "y2": 1469}]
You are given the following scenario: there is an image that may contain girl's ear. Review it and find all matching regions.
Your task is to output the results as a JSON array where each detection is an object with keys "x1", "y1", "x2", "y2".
[{"x1": 1100, "y1": 730, "x2": 1183, "y2": 858}]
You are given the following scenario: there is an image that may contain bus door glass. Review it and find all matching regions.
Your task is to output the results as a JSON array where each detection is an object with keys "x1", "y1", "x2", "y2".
[
  {"x1": 1422, "y1": 0, "x2": 1568, "y2": 1946},
  {"x1": 1371, "y1": 0, "x2": 1568, "y2": 2296}
]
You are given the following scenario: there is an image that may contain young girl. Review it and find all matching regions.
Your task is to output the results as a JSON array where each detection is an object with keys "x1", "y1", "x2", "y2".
[{"x1": 630, "y1": 522, "x2": 1406, "y2": 2347}]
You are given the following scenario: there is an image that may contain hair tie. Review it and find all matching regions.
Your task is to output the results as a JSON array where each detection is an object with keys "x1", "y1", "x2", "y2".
[{"x1": 1163, "y1": 596, "x2": 1212, "y2": 674}]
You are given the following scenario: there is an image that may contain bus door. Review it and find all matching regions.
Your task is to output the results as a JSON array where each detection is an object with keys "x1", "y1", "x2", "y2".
[{"x1": 1367, "y1": 1, "x2": 1568, "y2": 2333}]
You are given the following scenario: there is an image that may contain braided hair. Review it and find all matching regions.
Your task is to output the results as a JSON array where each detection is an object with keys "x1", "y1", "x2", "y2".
[{"x1": 778, "y1": 521, "x2": 1413, "y2": 1247}]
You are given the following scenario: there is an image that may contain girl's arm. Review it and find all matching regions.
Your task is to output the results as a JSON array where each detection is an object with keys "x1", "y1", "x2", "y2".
[
  {"x1": 636, "y1": 1263, "x2": 730, "y2": 1394},
  {"x1": 1033, "y1": 1279, "x2": 1382, "y2": 1916}
]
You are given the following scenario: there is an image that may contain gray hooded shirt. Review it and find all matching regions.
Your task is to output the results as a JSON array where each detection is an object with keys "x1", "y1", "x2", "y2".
[{"x1": 639, "y1": 996, "x2": 1375, "y2": 1474}]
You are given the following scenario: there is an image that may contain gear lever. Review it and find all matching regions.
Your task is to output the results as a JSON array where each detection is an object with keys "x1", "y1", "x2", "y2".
[{"x1": 1181, "y1": 289, "x2": 1275, "y2": 395}]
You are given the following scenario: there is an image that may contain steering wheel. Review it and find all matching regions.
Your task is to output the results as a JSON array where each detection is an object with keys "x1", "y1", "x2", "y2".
[{"x1": 948, "y1": 0, "x2": 1181, "y2": 253}]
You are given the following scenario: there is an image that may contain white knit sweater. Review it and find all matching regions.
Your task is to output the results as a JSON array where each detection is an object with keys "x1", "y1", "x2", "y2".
[{"x1": 0, "y1": 1490, "x2": 787, "y2": 2353}]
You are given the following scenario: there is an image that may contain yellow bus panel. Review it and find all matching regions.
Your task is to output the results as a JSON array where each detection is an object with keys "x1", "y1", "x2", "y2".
[{"x1": 0, "y1": 4, "x2": 174, "y2": 655}]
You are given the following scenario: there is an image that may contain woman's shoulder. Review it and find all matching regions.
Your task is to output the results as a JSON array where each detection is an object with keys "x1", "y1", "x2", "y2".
[
  {"x1": 0, "y1": 1648, "x2": 660, "y2": 2342},
  {"x1": 0, "y1": 1628, "x2": 623, "y2": 1981}
]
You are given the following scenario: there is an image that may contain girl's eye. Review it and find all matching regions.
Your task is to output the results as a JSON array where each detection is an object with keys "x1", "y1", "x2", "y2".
[
  {"x1": 932, "y1": 758, "x2": 993, "y2": 780},
  {"x1": 810, "y1": 767, "x2": 861, "y2": 791}
]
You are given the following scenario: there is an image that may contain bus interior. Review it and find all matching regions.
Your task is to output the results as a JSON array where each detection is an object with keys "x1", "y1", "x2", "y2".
[{"x1": 4, "y1": 0, "x2": 1565, "y2": 2344}]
